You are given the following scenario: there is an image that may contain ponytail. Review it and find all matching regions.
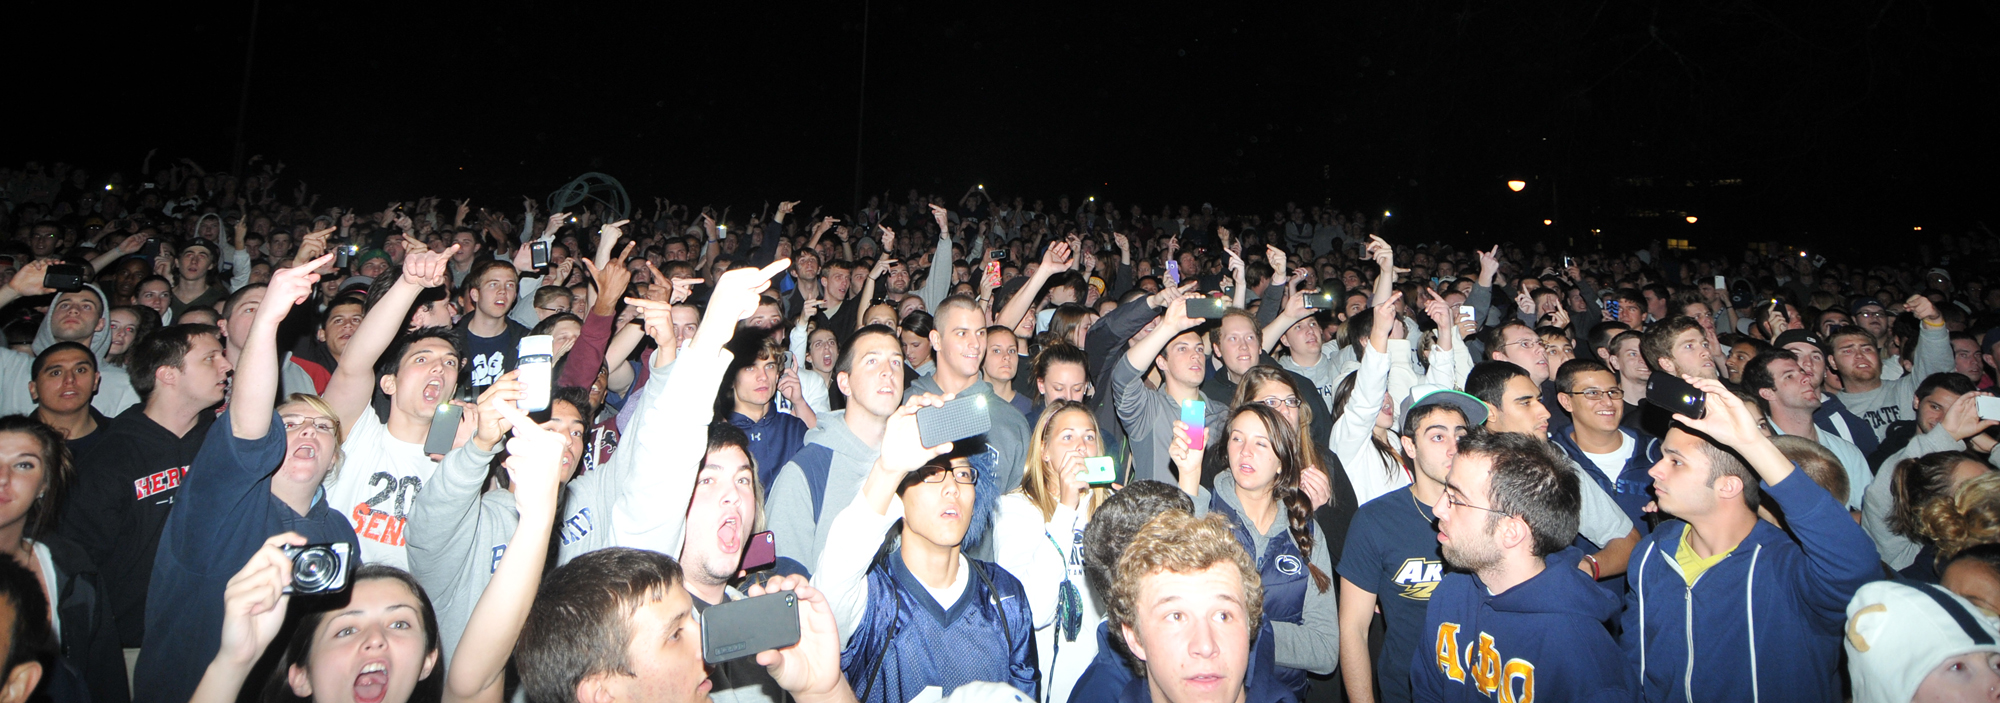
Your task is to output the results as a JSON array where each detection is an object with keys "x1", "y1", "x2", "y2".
[{"x1": 1234, "y1": 403, "x2": 1332, "y2": 593}]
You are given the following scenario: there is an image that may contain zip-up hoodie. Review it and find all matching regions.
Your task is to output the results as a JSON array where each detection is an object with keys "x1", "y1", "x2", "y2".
[
  {"x1": 0, "y1": 282, "x2": 139, "y2": 417},
  {"x1": 1411, "y1": 548, "x2": 1635, "y2": 702},
  {"x1": 1548, "y1": 425, "x2": 1662, "y2": 532},
  {"x1": 1619, "y1": 470, "x2": 1879, "y2": 703},
  {"x1": 728, "y1": 406, "x2": 808, "y2": 490},
  {"x1": 766, "y1": 410, "x2": 881, "y2": 576}
]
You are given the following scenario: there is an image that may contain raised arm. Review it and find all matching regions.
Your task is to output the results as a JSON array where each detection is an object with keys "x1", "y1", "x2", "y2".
[
  {"x1": 324, "y1": 245, "x2": 457, "y2": 428},
  {"x1": 232, "y1": 254, "x2": 334, "y2": 439},
  {"x1": 917, "y1": 204, "x2": 956, "y2": 312},
  {"x1": 821, "y1": 392, "x2": 956, "y2": 642},
  {"x1": 996, "y1": 241, "x2": 1075, "y2": 332}
]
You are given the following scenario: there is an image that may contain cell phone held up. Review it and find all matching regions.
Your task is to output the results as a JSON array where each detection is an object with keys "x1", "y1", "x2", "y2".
[
  {"x1": 740, "y1": 531, "x2": 777, "y2": 572},
  {"x1": 1185, "y1": 296, "x2": 1228, "y2": 319},
  {"x1": 423, "y1": 402, "x2": 464, "y2": 457},
  {"x1": 701, "y1": 590, "x2": 802, "y2": 664},
  {"x1": 531, "y1": 240, "x2": 551, "y2": 269},
  {"x1": 1645, "y1": 373, "x2": 1706, "y2": 419},
  {"x1": 915, "y1": 394, "x2": 993, "y2": 448},
  {"x1": 1181, "y1": 399, "x2": 1208, "y2": 450},
  {"x1": 42, "y1": 264, "x2": 85, "y2": 293},
  {"x1": 1302, "y1": 289, "x2": 1338, "y2": 310}
]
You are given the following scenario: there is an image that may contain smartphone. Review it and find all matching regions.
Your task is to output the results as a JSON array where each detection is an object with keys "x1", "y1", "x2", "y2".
[
  {"x1": 1165, "y1": 260, "x2": 1182, "y2": 285},
  {"x1": 1186, "y1": 296, "x2": 1228, "y2": 319},
  {"x1": 336, "y1": 244, "x2": 356, "y2": 268},
  {"x1": 1181, "y1": 399, "x2": 1208, "y2": 450},
  {"x1": 987, "y1": 249, "x2": 1006, "y2": 262},
  {"x1": 740, "y1": 531, "x2": 777, "y2": 572},
  {"x1": 1812, "y1": 254, "x2": 1826, "y2": 269},
  {"x1": 1645, "y1": 373, "x2": 1706, "y2": 419},
  {"x1": 531, "y1": 240, "x2": 550, "y2": 268},
  {"x1": 1302, "y1": 289, "x2": 1338, "y2": 309},
  {"x1": 982, "y1": 260, "x2": 1001, "y2": 289},
  {"x1": 42, "y1": 264, "x2": 85, "y2": 293},
  {"x1": 1563, "y1": 256, "x2": 1574, "y2": 269},
  {"x1": 701, "y1": 590, "x2": 801, "y2": 664},
  {"x1": 717, "y1": 225, "x2": 728, "y2": 239},
  {"x1": 139, "y1": 238, "x2": 161, "y2": 261},
  {"x1": 1979, "y1": 397, "x2": 2000, "y2": 422},
  {"x1": 915, "y1": 394, "x2": 994, "y2": 448},
  {"x1": 424, "y1": 403, "x2": 464, "y2": 456},
  {"x1": 1714, "y1": 275, "x2": 1726, "y2": 290},
  {"x1": 1082, "y1": 456, "x2": 1117, "y2": 485},
  {"x1": 1458, "y1": 305, "x2": 1476, "y2": 323},
  {"x1": 1606, "y1": 300, "x2": 1621, "y2": 318}
]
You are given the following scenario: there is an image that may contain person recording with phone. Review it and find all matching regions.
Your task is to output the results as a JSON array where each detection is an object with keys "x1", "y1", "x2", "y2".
[
  {"x1": 993, "y1": 399, "x2": 1111, "y2": 702},
  {"x1": 138, "y1": 253, "x2": 359, "y2": 703},
  {"x1": 0, "y1": 261, "x2": 141, "y2": 418},
  {"x1": 813, "y1": 391, "x2": 1037, "y2": 702}
]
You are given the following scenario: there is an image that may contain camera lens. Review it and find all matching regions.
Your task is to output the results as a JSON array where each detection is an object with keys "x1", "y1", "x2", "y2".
[{"x1": 293, "y1": 547, "x2": 338, "y2": 591}]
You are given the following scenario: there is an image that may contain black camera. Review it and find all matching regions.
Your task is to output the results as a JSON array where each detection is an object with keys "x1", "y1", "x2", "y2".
[{"x1": 281, "y1": 543, "x2": 354, "y2": 595}]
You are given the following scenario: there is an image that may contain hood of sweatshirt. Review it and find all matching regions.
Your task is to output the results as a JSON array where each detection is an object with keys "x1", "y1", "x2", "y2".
[
  {"x1": 33, "y1": 282, "x2": 113, "y2": 358},
  {"x1": 1482, "y1": 547, "x2": 1623, "y2": 624},
  {"x1": 799, "y1": 410, "x2": 880, "y2": 467}
]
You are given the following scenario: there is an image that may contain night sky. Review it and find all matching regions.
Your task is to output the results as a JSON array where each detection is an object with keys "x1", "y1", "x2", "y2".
[{"x1": 12, "y1": 0, "x2": 1997, "y2": 250}]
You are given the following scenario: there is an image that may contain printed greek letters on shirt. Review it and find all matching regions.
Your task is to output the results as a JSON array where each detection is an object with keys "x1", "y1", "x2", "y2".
[{"x1": 1433, "y1": 622, "x2": 1538, "y2": 702}]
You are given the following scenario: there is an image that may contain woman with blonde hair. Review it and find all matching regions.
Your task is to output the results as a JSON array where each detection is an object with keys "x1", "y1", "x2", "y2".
[
  {"x1": 993, "y1": 399, "x2": 1108, "y2": 702},
  {"x1": 1915, "y1": 471, "x2": 2000, "y2": 581}
]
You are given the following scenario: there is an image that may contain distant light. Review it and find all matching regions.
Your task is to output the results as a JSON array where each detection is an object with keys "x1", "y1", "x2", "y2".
[
  {"x1": 1506, "y1": 180, "x2": 1526, "y2": 192},
  {"x1": 1088, "y1": 196, "x2": 1094, "y2": 201},
  {"x1": 1591, "y1": 229, "x2": 1602, "y2": 233},
  {"x1": 1685, "y1": 216, "x2": 1698, "y2": 224},
  {"x1": 103, "y1": 184, "x2": 113, "y2": 191},
  {"x1": 977, "y1": 184, "x2": 984, "y2": 189},
  {"x1": 1914, "y1": 226, "x2": 1923, "y2": 231},
  {"x1": 1384, "y1": 211, "x2": 1392, "y2": 218},
  {"x1": 1542, "y1": 219, "x2": 1553, "y2": 226}
]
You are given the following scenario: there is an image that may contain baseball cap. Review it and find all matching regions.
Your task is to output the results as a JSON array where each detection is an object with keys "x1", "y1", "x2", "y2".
[
  {"x1": 1845, "y1": 580, "x2": 2000, "y2": 703},
  {"x1": 180, "y1": 239, "x2": 221, "y2": 258},
  {"x1": 1849, "y1": 297, "x2": 1885, "y2": 313},
  {"x1": 1773, "y1": 329, "x2": 1828, "y2": 355},
  {"x1": 1398, "y1": 384, "x2": 1488, "y2": 435},
  {"x1": 1981, "y1": 327, "x2": 2000, "y2": 352}
]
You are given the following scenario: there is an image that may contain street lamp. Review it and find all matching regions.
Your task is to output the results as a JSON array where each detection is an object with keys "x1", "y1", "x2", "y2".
[
  {"x1": 1685, "y1": 215, "x2": 1698, "y2": 224},
  {"x1": 1542, "y1": 219, "x2": 1553, "y2": 226},
  {"x1": 1507, "y1": 180, "x2": 1527, "y2": 192}
]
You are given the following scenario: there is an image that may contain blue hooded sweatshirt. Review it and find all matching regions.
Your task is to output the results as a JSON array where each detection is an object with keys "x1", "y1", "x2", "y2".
[
  {"x1": 1548, "y1": 425, "x2": 1661, "y2": 532},
  {"x1": 728, "y1": 405, "x2": 808, "y2": 489},
  {"x1": 1411, "y1": 548, "x2": 1635, "y2": 702},
  {"x1": 1619, "y1": 469, "x2": 1878, "y2": 703}
]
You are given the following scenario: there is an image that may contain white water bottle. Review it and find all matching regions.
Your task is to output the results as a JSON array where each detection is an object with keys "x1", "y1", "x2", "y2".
[{"x1": 517, "y1": 335, "x2": 553, "y2": 412}]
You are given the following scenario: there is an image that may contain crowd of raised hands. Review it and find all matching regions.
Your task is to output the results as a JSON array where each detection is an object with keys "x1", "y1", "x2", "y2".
[{"x1": 2, "y1": 156, "x2": 2000, "y2": 703}]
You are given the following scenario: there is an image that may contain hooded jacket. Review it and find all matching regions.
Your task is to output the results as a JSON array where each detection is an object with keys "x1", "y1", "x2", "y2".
[
  {"x1": 766, "y1": 410, "x2": 883, "y2": 576},
  {"x1": 728, "y1": 405, "x2": 809, "y2": 490},
  {"x1": 1549, "y1": 424, "x2": 1662, "y2": 532},
  {"x1": 0, "y1": 282, "x2": 140, "y2": 417},
  {"x1": 1619, "y1": 471, "x2": 1879, "y2": 703},
  {"x1": 1411, "y1": 548, "x2": 1635, "y2": 702}
]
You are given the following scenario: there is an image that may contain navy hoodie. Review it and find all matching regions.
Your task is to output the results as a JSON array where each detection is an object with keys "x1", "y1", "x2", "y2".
[
  {"x1": 1411, "y1": 548, "x2": 1635, "y2": 702},
  {"x1": 1619, "y1": 470, "x2": 1878, "y2": 703},
  {"x1": 729, "y1": 406, "x2": 809, "y2": 490}
]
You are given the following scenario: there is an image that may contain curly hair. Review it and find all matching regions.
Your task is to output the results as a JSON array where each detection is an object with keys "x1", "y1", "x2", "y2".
[
  {"x1": 1891, "y1": 451, "x2": 1990, "y2": 540},
  {"x1": 1918, "y1": 471, "x2": 2000, "y2": 563},
  {"x1": 1106, "y1": 511, "x2": 1263, "y2": 672}
]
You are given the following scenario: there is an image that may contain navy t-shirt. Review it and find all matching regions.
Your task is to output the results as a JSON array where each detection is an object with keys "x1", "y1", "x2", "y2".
[{"x1": 1336, "y1": 486, "x2": 1445, "y2": 703}]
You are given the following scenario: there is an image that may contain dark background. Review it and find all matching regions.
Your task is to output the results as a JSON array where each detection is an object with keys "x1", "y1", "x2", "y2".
[{"x1": 9, "y1": 0, "x2": 1996, "y2": 251}]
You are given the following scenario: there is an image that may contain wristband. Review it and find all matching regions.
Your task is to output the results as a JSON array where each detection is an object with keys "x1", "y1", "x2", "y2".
[{"x1": 1583, "y1": 553, "x2": 1601, "y2": 580}]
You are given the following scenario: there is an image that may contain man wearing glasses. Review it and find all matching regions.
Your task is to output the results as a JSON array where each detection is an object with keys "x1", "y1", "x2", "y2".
[
  {"x1": 1548, "y1": 359, "x2": 1661, "y2": 531},
  {"x1": 1414, "y1": 431, "x2": 1635, "y2": 701}
]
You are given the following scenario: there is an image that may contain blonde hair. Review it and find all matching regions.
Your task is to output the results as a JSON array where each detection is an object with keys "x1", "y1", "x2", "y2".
[
  {"x1": 1017, "y1": 400, "x2": 1109, "y2": 522},
  {"x1": 278, "y1": 393, "x2": 346, "y2": 481},
  {"x1": 1107, "y1": 511, "x2": 1263, "y2": 644},
  {"x1": 1920, "y1": 471, "x2": 2000, "y2": 563}
]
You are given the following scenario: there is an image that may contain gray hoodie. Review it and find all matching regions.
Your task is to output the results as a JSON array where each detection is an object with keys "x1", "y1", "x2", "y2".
[
  {"x1": 765, "y1": 410, "x2": 881, "y2": 575},
  {"x1": 0, "y1": 283, "x2": 139, "y2": 417},
  {"x1": 404, "y1": 440, "x2": 506, "y2": 662}
]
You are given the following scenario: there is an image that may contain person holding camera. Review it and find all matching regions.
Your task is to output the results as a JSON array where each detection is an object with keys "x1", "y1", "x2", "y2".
[
  {"x1": 814, "y1": 392, "x2": 1037, "y2": 702},
  {"x1": 134, "y1": 253, "x2": 358, "y2": 703},
  {"x1": 0, "y1": 261, "x2": 140, "y2": 418}
]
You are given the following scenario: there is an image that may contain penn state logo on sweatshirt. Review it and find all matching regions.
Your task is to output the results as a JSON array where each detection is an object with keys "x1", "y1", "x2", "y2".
[
  {"x1": 1275, "y1": 554, "x2": 1304, "y2": 577},
  {"x1": 1392, "y1": 557, "x2": 1445, "y2": 600}
]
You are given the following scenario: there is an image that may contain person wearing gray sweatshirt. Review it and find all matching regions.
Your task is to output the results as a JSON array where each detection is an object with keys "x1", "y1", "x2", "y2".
[
  {"x1": 0, "y1": 273, "x2": 139, "y2": 417},
  {"x1": 1113, "y1": 294, "x2": 1230, "y2": 485},
  {"x1": 767, "y1": 326, "x2": 906, "y2": 576}
]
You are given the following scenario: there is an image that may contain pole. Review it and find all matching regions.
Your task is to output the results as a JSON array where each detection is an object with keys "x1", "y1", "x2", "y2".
[
  {"x1": 229, "y1": 0, "x2": 263, "y2": 175},
  {"x1": 852, "y1": 0, "x2": 870, "y2": 215}
]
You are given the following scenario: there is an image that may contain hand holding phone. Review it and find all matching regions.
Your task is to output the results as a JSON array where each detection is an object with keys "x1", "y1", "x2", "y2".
[
  {"x1": 1181, "y1": 400, "x2": 1208, "y2": 450},
  {"x1": 1082, "y1": 456, "x2": 1117, "y2": 485},
  {"x1": 915, "y1": 394, "x2": 993, "y2": 448},
  {"x1": 1646, "y1": 374, "x2": 1706, "y2": 419},
  {"x1": 701, "y1": 590, "x2": 801, "y2": 663}
]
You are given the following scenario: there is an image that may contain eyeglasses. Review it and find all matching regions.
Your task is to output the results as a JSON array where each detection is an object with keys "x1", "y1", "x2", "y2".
[
  {"x1": 1501, "y1": 339, "x2": 1540, "y2": 352},
  {"x1": 1855, "y1": 311, "x2": 1886, "y2": 319},
  {"x1": 918, "y1": 465, "x2": 979, "y2": 485},
  {"x1": 1562, "y1": 388, "x2": 1625, "y2": 402},
  {"x1": 280, "y1": 416, "x2": 337, "y2": 435},
  {"x1": 1258, "y1": 396, "x2": 1301, "y2": 409},
  {"x1": 1443, "y1": 489, "x2": 1511, "y2": 517}
]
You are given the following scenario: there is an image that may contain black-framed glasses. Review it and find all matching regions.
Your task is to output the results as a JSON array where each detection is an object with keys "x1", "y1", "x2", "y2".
[
  {"x1": 1443, "y1": 489, "x2": 1511, "y2": 517},
  {"x1": 1258, "y1": 396, "x2": 1301, "y2": 409},
  {"x1": 1562, "y1": 388, "x2": 1625, "y2": 402},
  {"x1": 919, "y1": 465, "x2": 979, "y2": 485}
]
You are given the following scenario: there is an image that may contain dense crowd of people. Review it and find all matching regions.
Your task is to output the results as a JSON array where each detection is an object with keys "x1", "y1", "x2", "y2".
[{"x1": 0, "y1": 156, "x2": 1995, "y2": 703}]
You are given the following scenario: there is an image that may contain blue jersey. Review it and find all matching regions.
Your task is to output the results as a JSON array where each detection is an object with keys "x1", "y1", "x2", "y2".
[
  {"x1": 1339, "y1": 487, "x2": 1444, "y2": 703},
  {"x1": 839, "y1": 547, "x2": 1038, "y2": 702}
]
